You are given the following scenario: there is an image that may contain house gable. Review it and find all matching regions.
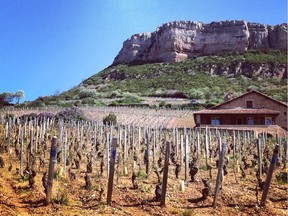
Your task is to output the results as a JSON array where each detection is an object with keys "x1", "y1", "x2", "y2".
[{"x1": 210, "y1": 90, "x2": 287, "y2": 110}]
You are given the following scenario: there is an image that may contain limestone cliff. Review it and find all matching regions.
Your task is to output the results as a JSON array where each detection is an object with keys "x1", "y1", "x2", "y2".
[{"x1": 113, "y1": 20, "x2": 287, "y2": 65}]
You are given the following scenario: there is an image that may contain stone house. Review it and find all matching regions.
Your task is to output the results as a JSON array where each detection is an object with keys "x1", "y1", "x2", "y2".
[{"x1": 194, "y1": 90, "x2": 288, "y2": 130}]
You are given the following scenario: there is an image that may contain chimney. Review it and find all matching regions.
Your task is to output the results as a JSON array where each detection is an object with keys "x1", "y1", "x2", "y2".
[
  {"x1": 230, "y1": 88, "x2": 234, "y2": 99},
  {"x1": 224, "y1": 88, "x2": 234, "y2": 102},
  {"x1": 224, "y1": 92, "x2": 229, "y2": 102}
]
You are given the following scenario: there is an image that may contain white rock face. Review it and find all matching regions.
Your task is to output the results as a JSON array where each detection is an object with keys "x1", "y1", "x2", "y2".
[{"x1": 113, "y1": 20, "x2": 287, "y2": 65}]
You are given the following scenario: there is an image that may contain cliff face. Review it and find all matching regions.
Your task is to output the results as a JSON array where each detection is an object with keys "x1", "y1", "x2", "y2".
[{"x1": 113, "y1": 20, "x2": 287, "y2": 65}]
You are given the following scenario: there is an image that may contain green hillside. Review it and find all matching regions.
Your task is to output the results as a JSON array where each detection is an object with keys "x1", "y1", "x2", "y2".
[{"x1": 30, "y1": 50, "x2": 287, "y2": 108}]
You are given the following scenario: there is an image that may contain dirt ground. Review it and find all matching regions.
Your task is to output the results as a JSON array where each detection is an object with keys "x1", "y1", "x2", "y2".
[{"x1": 0, "y1": 151, "x2": 287, "y2": 216}]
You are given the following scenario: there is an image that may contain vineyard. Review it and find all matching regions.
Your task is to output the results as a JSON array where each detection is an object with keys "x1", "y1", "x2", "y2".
[{"x1": 0, "y1": 107, "x2": 287, "y2": 216}]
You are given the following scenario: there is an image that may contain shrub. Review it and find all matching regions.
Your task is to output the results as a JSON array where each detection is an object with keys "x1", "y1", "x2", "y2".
[
  {"x1": 159, "y1": 101, "x2": 166, "y2": 108},
  {"x1": 56, "y1": 107, "x2": 86, "y2": 122},
  {"x1": 247, "y1": 85, "x2": 259, "y2": 91},
  {"x1": 114, "y1": 93, "x2": 142, "y2": 105},
  {"x1": 204, "y1": 98, "x2": 223, "y2": 108},
  {"x1": 103, "y1": 113, "x2": 117, "y2": 126},
  {"x1": 28, "y1": 99, "x2": 45, "y2": 107},
  {"x1": 108, "y1": 90, "x2": 122, "y2": 98},
  {"x1": 4, "y1": 113, "x2": 15, "y2": 120},
  {"x1": 137, "y1": 170, "x2": 147, "y2": 180},
  {"x1": 82, "y1": 97, "x2": 96, "y2": 105},
  {"x1": 74, "y1": 101, "x2": 81, "y2": 107},
  {"x1": 276, "y1": 171, "x2": 287, "y2": 184},
  {"x1": 182, "y1": 209, "x2": 194, "y2": 216},
  {"x1": 78, "y1": 88, "x2": 99, "y2": 99},
  {"x1": 165, "y1": 103, "x2": 172, "y2": 108},
  {"x1": 188, "y1": 88, "x2": 205, "y2": 99}
]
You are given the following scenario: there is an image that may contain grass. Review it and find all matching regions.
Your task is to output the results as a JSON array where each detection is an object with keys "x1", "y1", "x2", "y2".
[
  {"x1": 182, "y1": 209, "x2": 194, "y2": 216},
  {"x1": 137, "y1": 170, "x2": 148, "y2": 180}
]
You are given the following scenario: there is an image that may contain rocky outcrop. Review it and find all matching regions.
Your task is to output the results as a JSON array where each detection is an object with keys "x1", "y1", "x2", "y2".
[{"x1": 113, "y1": 20, "x2": 287, "y2": 65}]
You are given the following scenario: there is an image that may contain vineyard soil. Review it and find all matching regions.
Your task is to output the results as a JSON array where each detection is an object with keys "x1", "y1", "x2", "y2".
[{"x1": 0, "y1": 152, "x2": 287, "y2": 216}]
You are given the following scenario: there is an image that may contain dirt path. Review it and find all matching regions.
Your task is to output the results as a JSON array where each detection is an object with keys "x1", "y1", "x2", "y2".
[{"x1": 0, "y1": 168, "x2": 30, "y2": 216}]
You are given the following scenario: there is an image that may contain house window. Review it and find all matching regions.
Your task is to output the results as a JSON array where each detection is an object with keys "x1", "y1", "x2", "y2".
[
  {"x1": 211, "y1": 117, "x2": 220, "y2": 125},
  {"x1": 237, "y1": 118, "x2": 243, "y2": 125},
  {"x1": 246, "y1": 100, "x2": 253, "y2": 108},
  {"x1": 247, "y1": 117, "x2": 254, "y2": 125},
  {"x1": 196, "y1": 115, "x2": 201, "y2": 124},
  {"x1": 265, "y1": 117, "x2": 272, "y2": 125}
]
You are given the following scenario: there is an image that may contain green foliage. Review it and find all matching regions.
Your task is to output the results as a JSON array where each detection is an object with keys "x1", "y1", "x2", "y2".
[
  {"x1": 188, "y1": 88, "x2": 205, "y2": 99},
  {"x1": 247, "y1": 85, "x2": 260, "y2": 91},
  {"x1": 276, "y1": 171, "x2": 288, "y2": 184},
  {"x1": 0, "y1": 92, "x2": 16, "y2": 106},
  {"x1": 0, "y1": 90, "x2": 25, "y2": 106},
  {"x1": 15, "y1": 90, "x2": 25, "y2": 104},
  {"x1": 137, "y1": 170, "x2": 148, "y2": 180},
  {"x1": 103, "y1": 113, "x2": 117, "y2": 126},
  {"x1": 159, "y1": 101, "x2": 166, "y2": 108},
  {"x1": 53, "y1": 191, "x2": 69, "y2": 205},
  {"x1": 78, "y1": 88, "x2": 99, "y2": 99},
  {"x1": 108, "y1": 90, "x2": 123, "y2": 98},
  {"x1": 204, "y1": 98, "x2": 223, "y2": 108},
  {"x1": 27, "y1": 50, "x2": 287, "y2": 107},
  {"x1": 109, "y1": 93, "x2": 142, "y2": 106},
  {"x1": 264, "y1": 87, "x2": 288, "y2": 102},
  {"x1": 82, "y1": 97, "x2": 96, "y2": 105},
  {"x1": 19, "y1": 173, "x2": 30, "y2": 182},
  {"x1": 182, "y1": 209, "x2": 194, "y2": 216},
  {"x1": 5, "y1": 113, "x2": 15, "y2": 120}
]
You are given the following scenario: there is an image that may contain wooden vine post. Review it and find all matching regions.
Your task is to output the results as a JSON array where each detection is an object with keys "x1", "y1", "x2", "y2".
[
  {"x1": 213, "y1": 142, "x2": 227, "y2": 208},
  {"x1": 107, "y1": 138, "x2": 117, "y2": 205},
  {"x1": 145, "y1": 131, "x2": 150, "y2": 176},
  {"x1": 260, "y1": 144, "x2": 279, "y2": 206},
  {"x1": 205, "y1": 126, "x2": 209, "y2": 168},
  {"x1": 30, "y1": 127, "x2": 34, "y2": 155},
  {"x1": 284, "y1": 137, "x2": 287, "y2": 169},
  {"x1": 160, "y1": 141, "x2": 171, "y2": 206},
  {"x1": 232, "y1": 130, "x2": 238, "y2": 182},
  {"x1": 20, "y1": 128, "x2": 24, "y2": 176},
  {"x1": 197, "y1": 129, "x2": 200, "y2": 159},
  {"x1": 257, "y1": 138, "x2": 262, "y2": 179},
  {"x1": 184, "y1": 135, "x2": 189, "y2": 182},
  {"x1": 180, "y1": 134, "x2": 184, "y2": 164},
  {"x1": 106, "y1": 132, "x2": 110, "y2": 176},
  {"x1": 46, "y1": 136, "x2": 58, "y2": 204}
]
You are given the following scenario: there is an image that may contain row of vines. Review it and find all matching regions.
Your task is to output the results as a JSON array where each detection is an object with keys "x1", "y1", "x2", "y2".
[{"x1": 0, "y1": 110, "x2": 287, "y2": 213}]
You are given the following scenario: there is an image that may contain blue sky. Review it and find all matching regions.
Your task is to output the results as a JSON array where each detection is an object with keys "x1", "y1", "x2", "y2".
[{"x1": 0, "y1": 0, "x2": 287, "y2": 102}]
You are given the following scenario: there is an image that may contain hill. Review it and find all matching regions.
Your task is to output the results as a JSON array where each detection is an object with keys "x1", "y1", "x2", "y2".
[{"x1": 29, "y1": 49, "x2": 287, "y2": 108}]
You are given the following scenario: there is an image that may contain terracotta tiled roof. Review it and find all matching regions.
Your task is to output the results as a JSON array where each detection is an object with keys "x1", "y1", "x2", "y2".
[{"x1": 195, "y1": 108, "x2": 280, "y2": 115}]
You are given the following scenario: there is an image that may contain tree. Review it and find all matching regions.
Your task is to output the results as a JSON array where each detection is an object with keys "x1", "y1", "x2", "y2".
[
  {"x1": 103, "y1": 113, "x2": 117, "y2": 126},
  {"x1": 15, "y1": 90, "x2": 25, "y2": 104},
  {"x1": 0, "y1": 92, "x2": 15, "y2": 106}
]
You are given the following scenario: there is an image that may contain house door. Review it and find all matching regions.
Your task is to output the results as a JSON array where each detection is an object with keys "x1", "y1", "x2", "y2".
[{"x1": 237, "y1": 118, "x2": 243, "y2": 125}]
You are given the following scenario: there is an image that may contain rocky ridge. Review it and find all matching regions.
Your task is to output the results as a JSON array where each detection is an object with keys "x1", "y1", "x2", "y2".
[{"x1": 113, "y1": 20, "x2": 287, "y2": 65}]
